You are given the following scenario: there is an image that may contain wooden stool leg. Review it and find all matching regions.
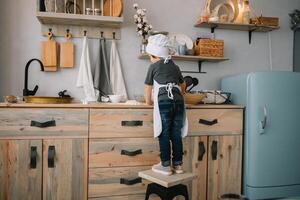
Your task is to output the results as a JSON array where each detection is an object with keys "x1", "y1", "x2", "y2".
[
  {"x1": 145, "y1": 184, "x2": 152, "y2": 200},
  {"x1": 183, "y1": 185, "x2": 189, "y2": 200}
]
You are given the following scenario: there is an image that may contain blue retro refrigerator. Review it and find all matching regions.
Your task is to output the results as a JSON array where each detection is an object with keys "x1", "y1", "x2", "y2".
[{"x1": 221, "y1": 72, "x2": 300, "y2": 200}]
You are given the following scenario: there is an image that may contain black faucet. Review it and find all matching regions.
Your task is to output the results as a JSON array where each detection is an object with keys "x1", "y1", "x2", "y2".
[{"x1": 23, "y1": 59, "x2": 44, "y2": 97}]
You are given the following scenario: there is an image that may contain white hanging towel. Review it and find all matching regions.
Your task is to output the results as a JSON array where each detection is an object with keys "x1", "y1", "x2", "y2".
[
  {"x1": 76, "y1": 36, "x2": 97, "y2": 102},
  {"x1": 110, "y1": 40, "x2": 128, "y2": 100}
]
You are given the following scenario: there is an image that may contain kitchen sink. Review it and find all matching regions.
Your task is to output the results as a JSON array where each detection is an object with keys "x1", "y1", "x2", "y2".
[{"x1": 24, "y1": 96, "x2": 73, "y2": 104}]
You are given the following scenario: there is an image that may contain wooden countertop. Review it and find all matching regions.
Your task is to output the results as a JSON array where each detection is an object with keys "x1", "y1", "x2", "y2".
[{"x1": 0, "y1": 102, "x2": 244, "y2": 109}]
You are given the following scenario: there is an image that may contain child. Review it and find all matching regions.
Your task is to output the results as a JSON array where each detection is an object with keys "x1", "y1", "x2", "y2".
[{"x1": 144, "y1": 34, "x2": 188, "y2": 176}]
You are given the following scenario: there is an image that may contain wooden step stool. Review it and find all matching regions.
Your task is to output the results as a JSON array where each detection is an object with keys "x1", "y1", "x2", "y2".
[{"x1": 139, "y1": 170, "x2": 196, "y2": 200}]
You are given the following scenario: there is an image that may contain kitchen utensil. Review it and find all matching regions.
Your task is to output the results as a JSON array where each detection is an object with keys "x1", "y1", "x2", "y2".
[
  {"x1": 60, "y1": 31, "x2": 74, "y2": 68},
  {"x1": 184, "y1": 93, "x2": 206, "y2": 105},
  {"x1": 178, "y1": 44, "x2": 187, "y2": 55},
  {"x1": 41, "y1": 31, "x2": 58, "y2": 72},
  {"x1": 108, "y1": 95, "x2": 123, "y2": 103},
  {"x1": 198, "y1": 90, "x2": 231, "y2": 104},
  {"x1": 94, "y1": 8, "x2": 101, "y2": 15},
  {"x1": 149, "y1": 31, "x2": 169, "y2": 36},
  {"x1": 207, "y1": 0, "x2": 239, "y2": 22},
  {"x1": 86, "y1": 8, "x2": 93, "y2": 15},
  {"x1": 211, "y1": 2, "x2": 235, "y2": 22},
  {"x1": 187, "y1": 78, "x2": 199, "y2": 92},
  {"x1": 183, "y1": 76, "x2": 193, "y2": 90},
  {"x1": 24, "y1": 96, "x2": 73, "y2": 104},
  {"x1": 168, "y1": 33, "x2": 194, "y2": 50},
  {"x1": 103, "y1": 0, "x2": 123, "y2": 17},
  {"x1": 4, "y1": 95, "x2": 18, "y2": 103}
]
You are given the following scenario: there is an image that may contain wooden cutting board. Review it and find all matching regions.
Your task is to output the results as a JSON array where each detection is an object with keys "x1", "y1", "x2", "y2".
[
  {"x1": 103, "y1": 0, "x2": 123, "y2": 17},
  {"x1": 41, "y1": 33, "x2": 58, "y2": 72},
  {"x1": 60, "y1": 33, "x2": 74, "y2": 68}
]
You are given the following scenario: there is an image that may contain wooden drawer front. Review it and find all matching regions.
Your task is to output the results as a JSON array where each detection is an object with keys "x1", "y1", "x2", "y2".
[
  {"x1": 187, "y1": 109, "x2": 243, "y2": 136},
  {"x1": 89, "y1": 166, "x2": 151, "y2": 198},
  {"x1": 89, "y1": 138, "x2": 160, "y2": 168},
  {"x1": 90, "y1": 109, "x2": 153, "y2": 138},
  {"x1": 0, "y1": 108, "x2": 89, "y2": 139}
]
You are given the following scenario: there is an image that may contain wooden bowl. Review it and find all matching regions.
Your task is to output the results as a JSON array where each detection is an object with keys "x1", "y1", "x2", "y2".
[{"x1": 184, "y1": 93, "x2": 206, "y2": 105}]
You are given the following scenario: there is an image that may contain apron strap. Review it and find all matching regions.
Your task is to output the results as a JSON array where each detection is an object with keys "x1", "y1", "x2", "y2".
[{"x1": 165, "y1": 83, "x2": 176, "y2": 100}]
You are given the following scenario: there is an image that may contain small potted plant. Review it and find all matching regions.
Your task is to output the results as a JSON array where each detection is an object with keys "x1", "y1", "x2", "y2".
[{"x1": 133, "y1": 3, "x2": 153, "y2": 54}]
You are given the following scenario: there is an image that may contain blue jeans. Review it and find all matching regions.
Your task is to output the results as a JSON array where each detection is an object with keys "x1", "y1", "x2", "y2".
[{"x1": 158, "y1": 99, "x2": 184, "y2": 167}]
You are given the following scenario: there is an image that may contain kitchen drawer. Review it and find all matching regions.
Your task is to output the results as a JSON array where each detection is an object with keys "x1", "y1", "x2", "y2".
[
  {"x1": 89, "y1": 166, "x2": 151, "y2": 198},
  {"x1": 0, "y1": 108, "x2": 89, "y2": 139},
  {"x1": 90, "y1": 109, "x2": 153, "y2": 138},
  {"x1": 187, "y1": 109, "x2": 243, "y2": 136},
  {"x1": 89, "y1": 138, "x2": 160, "y2": 168}
]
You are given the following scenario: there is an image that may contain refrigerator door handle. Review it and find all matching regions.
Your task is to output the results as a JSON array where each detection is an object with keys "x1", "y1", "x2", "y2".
[{"x1": 259, "y1": 105, "x2": 267, "y2": 134}]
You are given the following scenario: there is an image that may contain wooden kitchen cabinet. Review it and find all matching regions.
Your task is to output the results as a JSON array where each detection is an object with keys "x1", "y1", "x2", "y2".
[
  {"x1": 184, "y1": 135, "x2": 243, "y2": 200},
  {"x1": 0, "y1": 104, "x2": 243, "y2": 200},
  {"x1": 43, "y1": 139, "x2": 88, "y2": 200},
  {"x1": 207, "y1": 135, "x2": 242, "y2": 200},
  {"x1": 0, "y1": 140, "x2": 43, "y2": 200},
  {"x1": 0, "y1": 139, "x2": 88, "y2": 200}
]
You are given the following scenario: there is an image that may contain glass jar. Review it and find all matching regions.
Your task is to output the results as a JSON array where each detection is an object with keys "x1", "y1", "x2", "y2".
[{"x1": 85, "y1": 8, "x2": 93, "y2": 15}]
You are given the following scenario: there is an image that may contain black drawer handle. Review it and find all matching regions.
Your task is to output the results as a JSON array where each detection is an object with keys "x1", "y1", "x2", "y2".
[
  {"x1": 121, "y1": 120, "x2": 143, "y2": 127},
  {"x1": 121, "y1": 149, "x2": 142, "y2": 156},
  {"x1": 30, "y1": 146, "x2": 37, "y2": 169},
  {"x1": 48, "y1": 146, "x2": 55, "y2": 168},
  {"x1": 198, "y1": 142, "x2": 206, "y2": 161},
  {"x1": 211, "y1": 141, "x2": 218, "y2": 160},
  {"x1": 199, "y1": 119, "x2": 218, "y2": 126},
  {"x1": 31, "y1": 120, "x2": 56, "y2": 128},
  {"x1": 120, "y1": 177, "x2": 142, "y2": 185}
]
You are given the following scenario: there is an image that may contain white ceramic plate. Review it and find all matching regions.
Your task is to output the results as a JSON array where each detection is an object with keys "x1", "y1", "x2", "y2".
[{"x1": 168, "y1": 33, "x2": 194, "y2": 50}]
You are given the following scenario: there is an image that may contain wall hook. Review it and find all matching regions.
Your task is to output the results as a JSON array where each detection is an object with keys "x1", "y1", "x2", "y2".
[
  {"x1": 47, "y1": 28, "x2": 53, "y2": 39},
  {"x1": 101, "y1": 31, "x2": 104, "y2": 38},
  {"x1": 65, "y1": 29, "x2": 72, "y2": 39},
  {"x1": 84, "y1": 30, "x2": 87, "y2": 36},
  {"x1": 113, "y1": 32, "x2": 116, "y2": 40}
]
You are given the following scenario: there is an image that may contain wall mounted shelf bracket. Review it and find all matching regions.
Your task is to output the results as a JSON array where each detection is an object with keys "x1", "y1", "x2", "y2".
[{"x1": 182, "y1": 61, "x2": 207, "y2": 74}]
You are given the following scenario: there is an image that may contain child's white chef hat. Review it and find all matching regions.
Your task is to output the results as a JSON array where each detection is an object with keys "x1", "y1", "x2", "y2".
[{"x1": 146, "y1": 34, "x2": 170, "y2": 59}]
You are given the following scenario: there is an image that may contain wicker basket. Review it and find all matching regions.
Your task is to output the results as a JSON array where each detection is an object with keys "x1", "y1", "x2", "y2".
[
  {"x1": 194, "y1": 39, "x2": 224, "y2": 57},
  {"x1": 184, "y1": 93, "x2": 206, "y2": 105}
]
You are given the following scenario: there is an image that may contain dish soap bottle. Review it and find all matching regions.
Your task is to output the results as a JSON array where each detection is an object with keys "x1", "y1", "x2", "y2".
[{"x1": 243, "y1": 0, "x2": 251, "y2": 24}]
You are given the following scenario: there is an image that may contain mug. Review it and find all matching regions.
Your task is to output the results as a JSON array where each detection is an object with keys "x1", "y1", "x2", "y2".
[{"x1": 178, "y1": 44, "x2": 187, "y2": 55}]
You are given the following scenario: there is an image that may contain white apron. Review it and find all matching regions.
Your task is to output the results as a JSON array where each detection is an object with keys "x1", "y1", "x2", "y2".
[{"x1": 153, "y1": 80, "x2": 188, "y2": 138}]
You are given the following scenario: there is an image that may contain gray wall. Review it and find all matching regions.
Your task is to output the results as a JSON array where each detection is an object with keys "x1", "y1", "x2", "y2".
[{"x1": 0, "y1": 0, "x2": 298, "y2": 101}]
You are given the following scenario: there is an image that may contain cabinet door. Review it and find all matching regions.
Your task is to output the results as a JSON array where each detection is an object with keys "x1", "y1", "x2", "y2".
[
  {"x1": 0, "y1": 140, "x2": 42, "y2": 200},
  {"x1": 207, "y1": 135, "x2": 243, "y2": 200},
  {"x1": 43, "y1": 139, "x2": 88, "y2": 200},
  {"x1": 183, "y1": 137, "x2": 208, "y2": 200}
]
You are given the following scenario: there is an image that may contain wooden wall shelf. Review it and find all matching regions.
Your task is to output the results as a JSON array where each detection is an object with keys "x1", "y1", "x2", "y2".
[
  {"x1": 139, "y1": 54, "x2": 229, "y2": 73},
  {"x1": 37, "y1": 12, "x2": 123, "y2": 28},
  {"x1": 195, "y1": 21, "x2": 280, "y2": 44},
  {"x1": 139, "y1": 54, "x2": 228, "y2": 62},
  {"x1": 195, "y1": 21, "x2": 279, "y2": 32}
]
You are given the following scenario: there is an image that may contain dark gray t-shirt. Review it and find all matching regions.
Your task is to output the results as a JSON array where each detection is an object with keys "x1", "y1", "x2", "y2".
[
  {"x1": 144, "y1": 59, "x2": 184, "y2": 85},
  {"x1": 144, "y1": 59, "x2": 184, "y2": 100}
]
